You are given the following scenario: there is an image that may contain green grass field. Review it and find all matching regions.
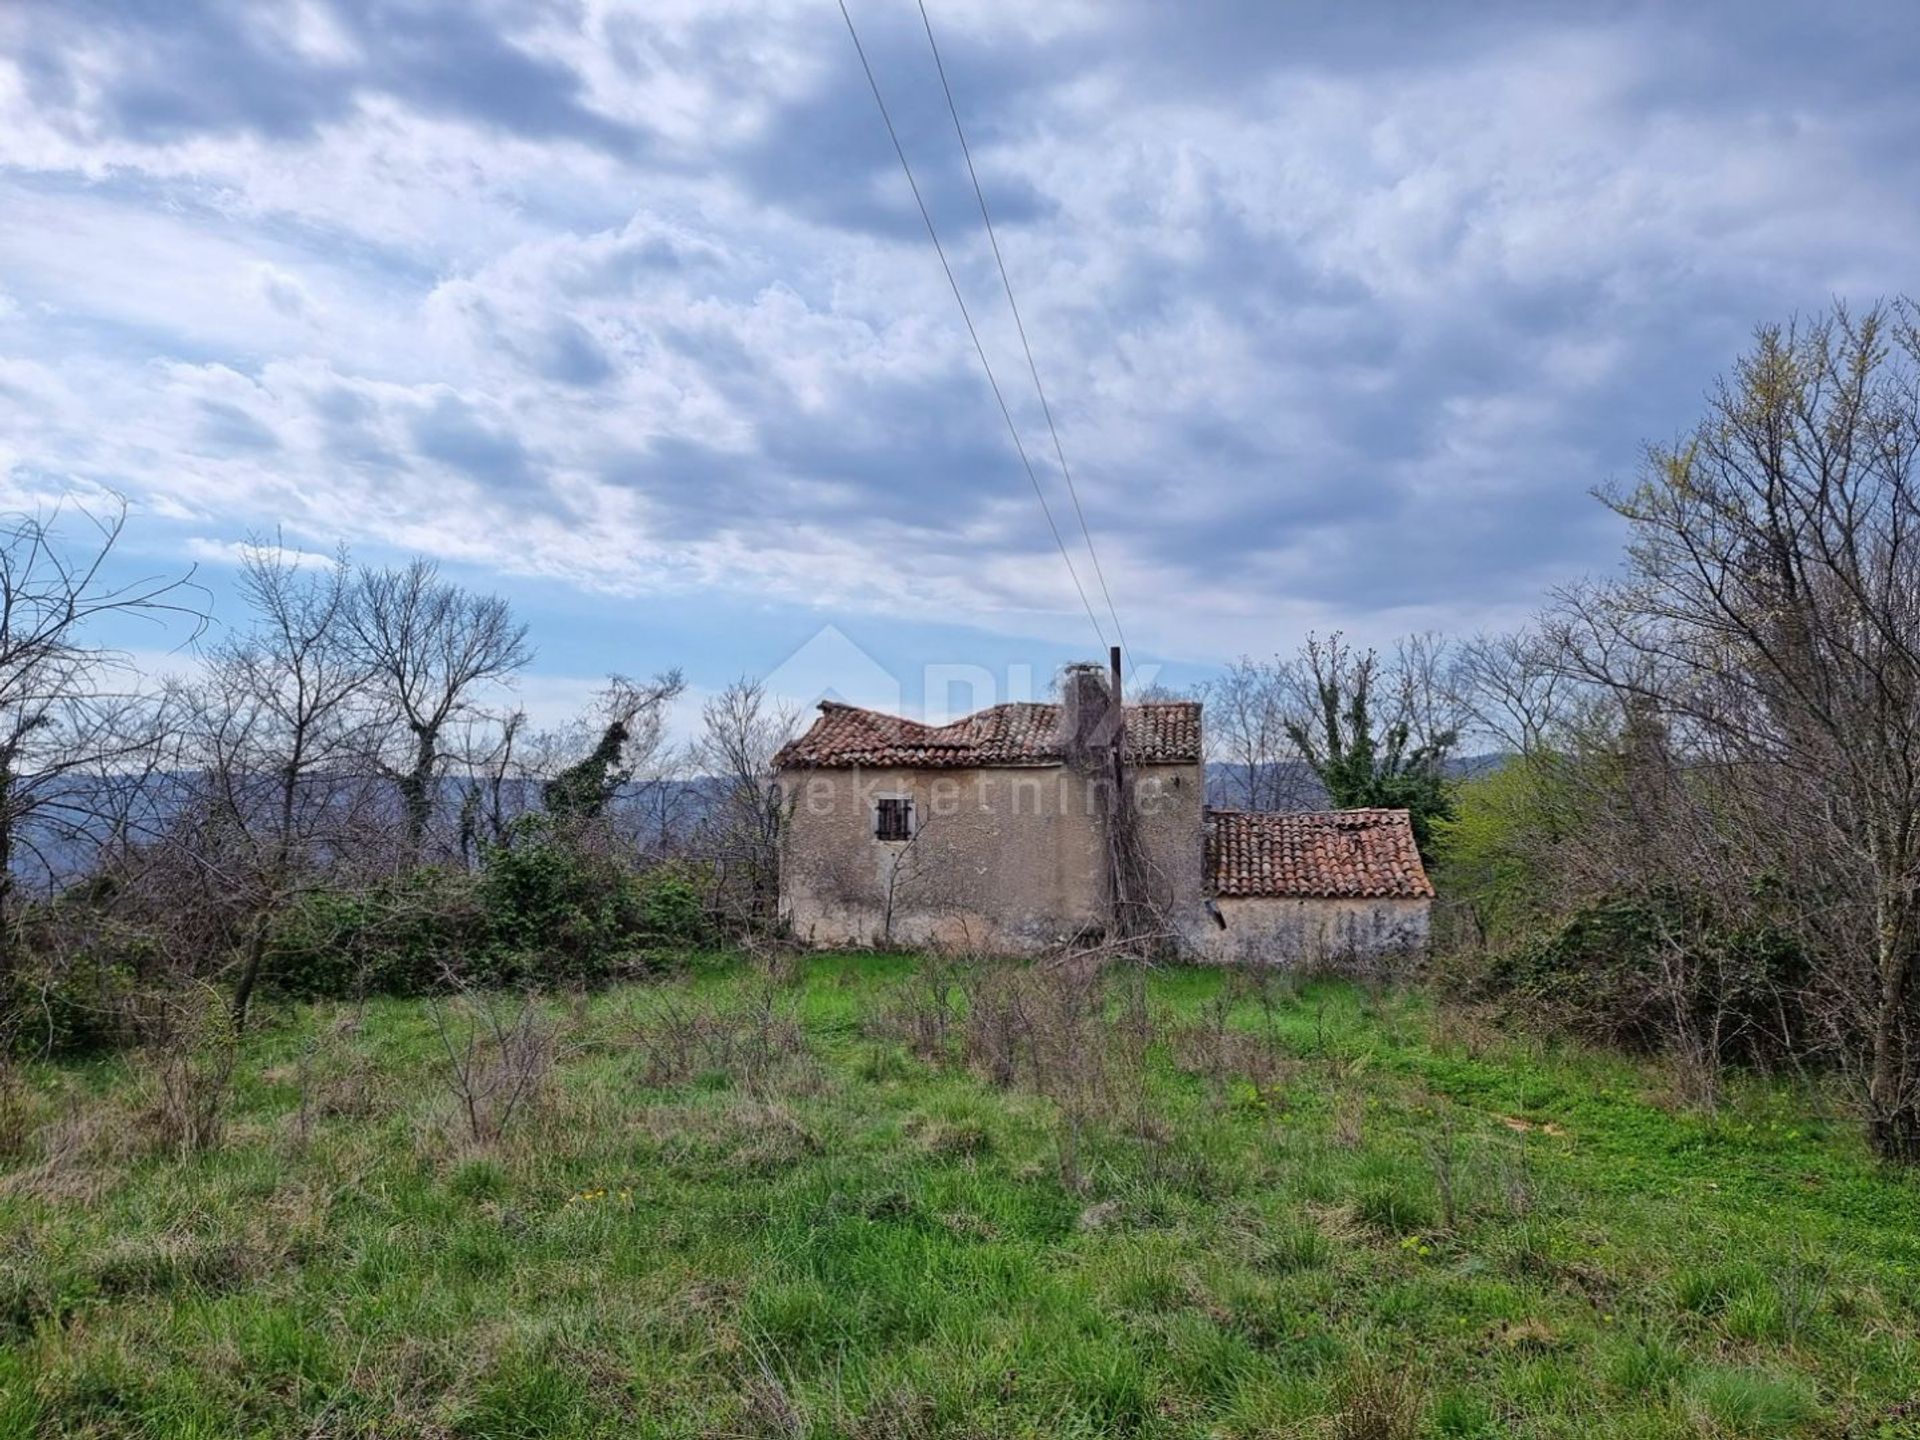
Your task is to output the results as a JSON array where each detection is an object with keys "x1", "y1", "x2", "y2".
[{"x1": 4, "y1": 953, "x2": 1920, "y2": 1438}]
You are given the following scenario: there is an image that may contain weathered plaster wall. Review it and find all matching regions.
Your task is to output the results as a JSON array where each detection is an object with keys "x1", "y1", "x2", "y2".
[
  {"x1": 778, "y1": 761, "x2": 1202, "y2": 952},
  {"x1": 1189, "y1": 895, "x2": 1431, "y2": 967},
  {"x1": 1128, "y1": 763, "x2": 1207, "y2": 937}
]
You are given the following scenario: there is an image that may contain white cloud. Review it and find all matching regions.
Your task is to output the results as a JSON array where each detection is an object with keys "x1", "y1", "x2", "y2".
[
  {"x1": 0, "y1": 0, "x2": 1915, "y2": 678},
  {"x1": 183, "y1": 536, "x2": 340, "y2": 572}
]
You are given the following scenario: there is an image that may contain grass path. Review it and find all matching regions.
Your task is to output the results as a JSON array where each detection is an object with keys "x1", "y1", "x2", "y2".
[{"x1": 3, "y1": 954, "x2": 1919, "y2": 1437}]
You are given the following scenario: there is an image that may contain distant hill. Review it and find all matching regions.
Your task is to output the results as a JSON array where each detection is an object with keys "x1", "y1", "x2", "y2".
[
  {"x1": 14, "y1": 759, "x2": 1514, "y2": 887},
  {"x1": 1203, "y1": 754, "x2": 1509, "y2": 811}
]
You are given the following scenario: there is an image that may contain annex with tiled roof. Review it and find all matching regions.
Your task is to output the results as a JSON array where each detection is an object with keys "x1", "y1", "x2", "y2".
[
  {"x1": 774, "y1": 699, "x2": 1203, "y2": 770},
  {"x1": 1206, "y1": 808, "x2": 1433, "y2": 900}
]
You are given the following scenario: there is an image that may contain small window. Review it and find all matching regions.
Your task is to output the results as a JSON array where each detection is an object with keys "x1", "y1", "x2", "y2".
[{"x1": 874, "y1": 796, "x2": 913, "y2": 842}]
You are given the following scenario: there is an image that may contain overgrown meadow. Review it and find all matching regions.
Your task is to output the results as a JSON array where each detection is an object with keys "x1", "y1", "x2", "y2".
[{"x1": 4, "y1": 954, "x2": 1919, "y2": 1438}]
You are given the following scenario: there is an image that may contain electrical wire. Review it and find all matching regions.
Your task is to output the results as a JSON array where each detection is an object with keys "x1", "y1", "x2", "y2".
[
  {"x1": 835, "y1": 0, "x2": 1110, "y2": 654},
  {"x1": 915, "y1": 0, "x2": 1135, "y2": 678}
]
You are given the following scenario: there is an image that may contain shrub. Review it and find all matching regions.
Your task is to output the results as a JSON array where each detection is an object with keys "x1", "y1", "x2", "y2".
[
  {"x1": 431, "y1": 988, "x2": 556, "y2": 1147},
  {"x1": 633, "y1": 862, "x2": 711, "y2": 948},
  {"x1": 1482, "y1": 891, "x2": 1808, "y2": 1067},
  {"x1": 267, "y1": 867, "x2": 480, "y2": 999},
  {"x1": 473, "y1": 822, "x2": 706, "y2": 989},
  {"x1": 267, "y1": 844, "x2": 705, "y2": 1001},
  {"x1": 2, "y1": 932, "x2": 154, "y2": 1058},
  {"x1": 8, "y1": 823, "x2": 713, "y2": 1048},
  {"x1": 473, "y1": 821, "x2": 650, "y2": 988}
]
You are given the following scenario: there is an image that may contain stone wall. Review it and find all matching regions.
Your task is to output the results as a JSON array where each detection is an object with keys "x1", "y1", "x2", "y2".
[
  {"x1": 778, "y1": 760, "x2": 1203, "y2": 952},
  {"x1": 1188, "y1": 895, "x2": 1431, "y2": 967}
]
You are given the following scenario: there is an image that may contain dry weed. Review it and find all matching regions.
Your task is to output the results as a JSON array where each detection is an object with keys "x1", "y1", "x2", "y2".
[
  {"x1": 283, "y1": 1009, "x2": 383, "y2": 1150},
  {"x1": 623, "y1": 983, "x2": 810, "y2": 1095},
  {"x1": 867, "y1": 963, "x2": 962, "y2": 1061},
  {"x1": 0, "y1": 1062, "x2": 33, "y2": 1161},
  {"x1": 956, "y1": 961, "x2": 1152, "y2": 1191},
  {"x1": 1330, "y1": 1360, "x2": 1420, "y2": 1440},
  {"x1": 133, "y1": 984, "x2": 239, "y2": 1157},
  {"x1": 1332, "y1": 1090, "x2": 1365, "y2": 1149},
  {"x1": 430, "y1": 988, "x2": 558, "y2": 1147},
  {"x1": 0, "y1": 1099, "x2": 138, "y2": 1205}
]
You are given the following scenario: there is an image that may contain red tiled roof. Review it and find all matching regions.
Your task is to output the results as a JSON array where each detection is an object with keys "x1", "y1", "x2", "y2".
[
  {"x1": 774, "y1": 700, "x2": 1202, "y2": 770},
  {"x1": 1206, "y1": 808, "x2": 1433, "y2": 900}
]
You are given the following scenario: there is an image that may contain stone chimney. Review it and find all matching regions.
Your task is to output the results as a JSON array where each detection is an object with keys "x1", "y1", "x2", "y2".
[{"x1": 1057, "y1": 661, "x2": 1117, "y2": 773}]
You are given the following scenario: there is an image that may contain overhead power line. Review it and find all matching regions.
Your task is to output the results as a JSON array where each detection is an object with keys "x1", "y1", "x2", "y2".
[
  {"x1": 834, "y1": 0, "x2": 1110, "y2": 655},
  {"x1": 914, "y1": 0, "x2": 1134, "y2": 678}
]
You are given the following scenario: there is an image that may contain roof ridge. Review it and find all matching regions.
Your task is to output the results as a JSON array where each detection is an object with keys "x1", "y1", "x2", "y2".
[
  {"x1": 776, "y1": 694, "x2": 1203, "y2": 770},
  {"x1": 1205, "y1": 806, "x2": 1413, "y2": 818},
  {"x1": 817, "y1": 697, "x2": 1195, "y2": 721},
  {"x1": 815, "y1": 698, "x2": 929, "y2": 726}
]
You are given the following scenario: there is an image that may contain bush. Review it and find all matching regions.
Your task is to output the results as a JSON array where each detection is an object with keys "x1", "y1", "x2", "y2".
[
  {"x1": 266, "y1": 835, "x2": 712, "y2": 1001},
  {"x1": 2, "y1": 945, "x2": 145, "y2": 1058},
  {"x1": 472, "y1": 821, "x2": 708, "y2": 989},
  {"x1": 473, "y1": 821, "x2": 643, "y2": 988},
  {"x1": 3, "y1": 883, "x2": 198, "y2": 1057},
  {"x1": 634, "y1": 863, "x2": 711, "y2": 948},
  {"x1": 266, "y1": 867, "x2": 480, "y2": 1000},
  {"x1": 1485, "y1": 891, "x2": 1808, "y2": 1066},
  {"x1": 8, "y1": 825, "x2": 720, "y2": 1044}
]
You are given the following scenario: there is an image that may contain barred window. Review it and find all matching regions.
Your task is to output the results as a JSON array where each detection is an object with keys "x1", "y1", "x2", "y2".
[{"x1": 874, "y1": 796, "x2": 913, "y2": 842}]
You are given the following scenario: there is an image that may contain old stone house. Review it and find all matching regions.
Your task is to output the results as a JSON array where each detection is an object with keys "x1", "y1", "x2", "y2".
[
  {"x1": 773, "y1": 660, "x2": 1432, "y2": 963},
  {"x1": 1201, "y1": 808, "x2": 1432, "y2": 962}
]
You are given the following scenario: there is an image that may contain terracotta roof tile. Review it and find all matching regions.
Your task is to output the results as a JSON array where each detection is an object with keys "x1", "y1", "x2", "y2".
[
  {"x1": 774, "y1": 700, "x2": 1202, "y2": 770},
  {"x1": 1205, "y1": 808, "x2": 1433, "y2": 900}
]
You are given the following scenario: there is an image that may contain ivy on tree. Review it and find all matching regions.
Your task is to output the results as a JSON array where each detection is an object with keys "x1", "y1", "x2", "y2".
[{"x1": 1283, "y1": 633, "x2": 1457, "y2": 856}]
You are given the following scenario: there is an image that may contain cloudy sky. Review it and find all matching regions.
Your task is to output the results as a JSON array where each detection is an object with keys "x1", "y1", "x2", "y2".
[{"x1": 1, "y1": 1, "x2": 1916, "y2": 722}]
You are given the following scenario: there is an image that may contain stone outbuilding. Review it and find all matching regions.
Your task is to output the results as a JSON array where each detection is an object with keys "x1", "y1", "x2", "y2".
[
  {"x1": 773, "y1": 667, "x2": 1432, "y2": 965},
  {"x1": 1197, "y1": 808, "x2": 1433, "y2": 964}
]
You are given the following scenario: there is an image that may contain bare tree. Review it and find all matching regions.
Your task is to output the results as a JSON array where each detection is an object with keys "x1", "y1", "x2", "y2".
[
  {"x1": 1451, "y1": 629, "x2": 1578, "y2": 759},
  {"x1": 878, "y1": 810, "x2": 940, "y2": 948},
  {"x1": 691, "y1": 677, "x2": 796, "y2": 930},
  {"x1": 623, "y1": 721, "x2": 702, "y2": 863},
  {"x1": 180, "y1": 541, "x2": 378, "y2": 1027},
  {"x1": 453, "y1": 706, "x2": 528, "y2": 864},
  {"x1": 351, "y1": 560, "x2": 531, "y2": 859},
  {"x1": 1197, "y1": 656, "x2": 1314, "y2": 810},
  {"x1": 1391, "y1": 632, "x2": 1466, "y2": 760},
  {"x1": 1552, "y1": 301, "x2": 1920, "y2": 1160},
  {"x1": 0, "y1": 501, "x2": 201, "y2": 986}
]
